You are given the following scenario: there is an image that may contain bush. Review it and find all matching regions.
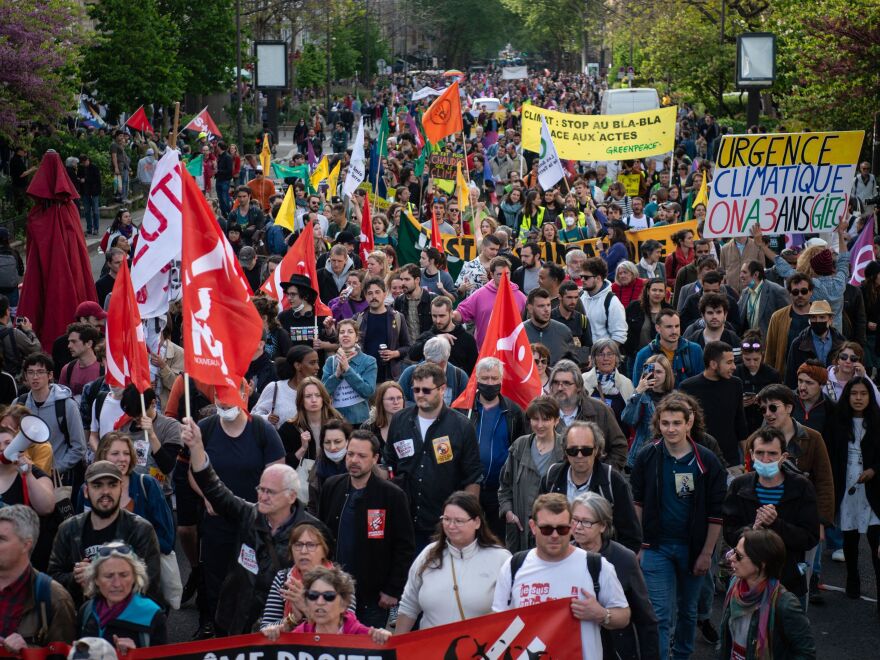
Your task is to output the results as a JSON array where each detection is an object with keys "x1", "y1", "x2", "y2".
[{"x1": 31, "y1": 131, "x2": 120, "y2": 204}]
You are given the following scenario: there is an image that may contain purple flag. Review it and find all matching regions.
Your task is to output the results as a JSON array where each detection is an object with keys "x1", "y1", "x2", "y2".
[
  {"x1": 850, "y1": 215, "x2": 876, "y2": 285},
  {"x1": 307, "y1": 138, "x2": 318, "y2": 170}
]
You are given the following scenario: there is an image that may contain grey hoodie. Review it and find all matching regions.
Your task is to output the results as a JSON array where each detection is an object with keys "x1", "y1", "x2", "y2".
[
  {"x1": 327, "y1": 255, "x2": 354, "y2": 292},
  {"x1": 22, "y1": 384, "x2": 86, "y2": 472}
]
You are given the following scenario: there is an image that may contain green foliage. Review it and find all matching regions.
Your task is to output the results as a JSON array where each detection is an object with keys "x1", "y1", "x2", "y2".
[
  {"x1": 296, "y1": 44, "x2": 328, "y2": 90},
  {"x1": 83, "y1": 0, "x2": 184, "y2": 117},
  {"x1": 425, "y1": 0, "x2": 525, "y2": 67},
  {"x1": 31, "y1": 132, "x2": 116, "y2": 203}
]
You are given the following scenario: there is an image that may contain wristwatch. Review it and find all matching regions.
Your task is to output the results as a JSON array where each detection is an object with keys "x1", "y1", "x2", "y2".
[{"x1": 602, "y1": 608, "x2": 611, "y2": 627}]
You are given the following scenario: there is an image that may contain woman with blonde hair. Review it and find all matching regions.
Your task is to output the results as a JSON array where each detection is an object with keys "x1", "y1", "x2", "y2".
[{"x1": 366, "y1": 251, "x2": 389, "y2": 280}]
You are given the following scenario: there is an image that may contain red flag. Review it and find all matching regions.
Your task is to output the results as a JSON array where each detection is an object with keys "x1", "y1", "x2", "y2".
[
  {"x1": 430, "y1": 207, "x2": 443, "y2": 251},
  {"x1": 358, "y1": 194, "x2": 375, "y2": 263},
  {"x1": 422, "y1": 80, "x2": 463, "y2": 145},
  {"x1": 181, "y1": 169, "x2": 261, "y2": 407},
  {"x1": 260, "y1": 220, "x2": 331, "y2": 316},
  {"x1": 183, "y1": 106, "x2": 222, "y2": 137},
  {"x1": 105, "y1": 259, "x2": 152, "y2": 392},
  {"x1": 452, "y1": 272, "x2": 542, "y2": 410},
  {"x1": 125, "y1": 105, "x2": 154, "y2": 134}
]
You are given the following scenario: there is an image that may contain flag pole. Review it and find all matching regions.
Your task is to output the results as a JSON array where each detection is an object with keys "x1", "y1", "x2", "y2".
[
  {"x1": 140, "y1": 391, "x2": 150, "y2": 448},
  {"x1": 170, "y1": 102, "x2": 181, "y2": 149},
  {"x1": 183, "y1": 372, "x2": 192, "y2": 420}
]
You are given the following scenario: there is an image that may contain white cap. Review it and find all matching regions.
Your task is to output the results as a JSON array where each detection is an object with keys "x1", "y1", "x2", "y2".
[{"x1": 804, "y1": 237, "x2": 828, "y2": 249}]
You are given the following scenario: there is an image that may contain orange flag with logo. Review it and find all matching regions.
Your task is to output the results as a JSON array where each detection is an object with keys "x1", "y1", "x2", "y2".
[{"x1": 422, "y1": 80, "x2": 463, "y2": 145}]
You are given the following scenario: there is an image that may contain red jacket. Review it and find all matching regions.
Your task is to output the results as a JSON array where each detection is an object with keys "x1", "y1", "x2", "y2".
[{"x1": 612, "y1": 278, "x2": 645, "y2": 309}]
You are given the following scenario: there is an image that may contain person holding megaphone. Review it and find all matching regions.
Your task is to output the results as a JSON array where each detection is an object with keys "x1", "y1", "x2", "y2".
[{"x1": 0, "y1": 413, "x2": 55, "y2": 515}]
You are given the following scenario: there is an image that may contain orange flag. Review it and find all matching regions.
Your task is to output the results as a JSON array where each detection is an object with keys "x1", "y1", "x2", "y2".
[
  {"x1": 452, "y1": 272, "x2": 542, "y2": 410},
  {"x1": 422, "y1": 80, "x2": 463, "y2": 145},
  {"x1": 181, "y1": 169, "x2": 263, "y2": 407},
  {"x1": 105, "y1": 259, "x2": 151, "y2": 392},
  {"x1": 259, "y1": 220, "x2": 331, "y2": 316}
]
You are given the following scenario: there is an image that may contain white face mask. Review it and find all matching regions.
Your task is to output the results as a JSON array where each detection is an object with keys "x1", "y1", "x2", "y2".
[
  {"x1": 216, "y1": 406, "x2": 240, "y2": 422},
  {"x1": 325, "y1": 447, "x2": 347, "y2": 462},
  {"x1": 565, "y1": 215, "x2": 576, "y2": 226}
]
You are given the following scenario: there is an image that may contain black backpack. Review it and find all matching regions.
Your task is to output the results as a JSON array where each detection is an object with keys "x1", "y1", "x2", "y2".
[{"x1": 0, "y1": 327, "x2": 21, "y2": 375}]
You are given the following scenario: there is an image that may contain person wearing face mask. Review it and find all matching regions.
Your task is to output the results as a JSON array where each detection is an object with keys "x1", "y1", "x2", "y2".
[
  {"x1": 737, "y1": 260, "x2": 789, "y2": 336},
  {"x1": 723, "y1": 426, "x2": 820, "y2": 604},
  {"x1": 453, "y1": 358, "x2": 526, "y2": 541},
  {"x1": 308, "y1": 419, "x2": 352, "y2": 512},
  {"x1": 784, "y1": 300, "x2": 846, "y2": 387},
  {"x1": 558, "y1": 206, "x2": 592, "y2": 243}
]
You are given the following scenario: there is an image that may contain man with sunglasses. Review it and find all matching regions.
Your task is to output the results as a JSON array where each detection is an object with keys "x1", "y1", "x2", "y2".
[
  {"x1": 630, "y1": 395, "x2": 726, "y2": 660},
  {"x1": 539, "y1": 421, "x2": 641, "y2": 553},
  {"x1": 383, "y1": 363, "x2": 483, "y2": 551},
  {"x1": 764, "y1": 273, "x2": 814, "y2": 374},
  {"x1": 492, "y1": 493, "x2": 630, "y2": 660},
  {"x1": 48, "y1": 461, "x2": 162, "y2": 608}
]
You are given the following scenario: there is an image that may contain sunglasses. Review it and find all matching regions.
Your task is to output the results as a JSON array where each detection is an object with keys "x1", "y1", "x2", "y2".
[
  {"x1": 537, "y1": 524, "x2": 572, "y2": 536},
  {"x1": 728, "y1": 548, "x2": 744, "y2": 562},
  {"x1": 565, "y1": 446, "x2": 595, "y2": 457},
  {"x1": 760, "y1": 404, "x2": 781, "y2": 414},
  {"x1": 789, "y1": 287, "x2": 810, "y2": 296},
  {"x1": 742, "y1": 342, "x2": 762, "y2": 350},
  {"x1": 412, "y1": 386, "x2": 439, "y2": 394},
  {"x1": 306, "y1": 590, "x2": 339, "y2": 602},
  {"x1": 97, "y1": 544, "x2": 133, "y2": 558},
  {"x1": 838, "y1": 354, "x2": 860, "y2": 363}
]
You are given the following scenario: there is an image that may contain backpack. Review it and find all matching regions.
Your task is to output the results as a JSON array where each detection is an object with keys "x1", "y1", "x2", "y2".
[
  {"x1": 32, "y1": 571, "x2": 53, "y2": 645},
  {"x1": 0, "y1": 252, "x2": 20, "y2": 289},
  {"x1": 507, "y1": 549, "x2": 603, "y2": 606},
  {"x1": 0, "y1": 326, "x2": 21, "y2": 375},
  {"x1": 17, "y1": 394, "x2": 70, "y2": 448}
]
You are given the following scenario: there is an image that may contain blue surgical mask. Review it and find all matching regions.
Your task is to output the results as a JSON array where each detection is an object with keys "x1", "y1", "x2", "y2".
[{"x1": 753, "y1": 458, "x2": 780, "y2": 479}]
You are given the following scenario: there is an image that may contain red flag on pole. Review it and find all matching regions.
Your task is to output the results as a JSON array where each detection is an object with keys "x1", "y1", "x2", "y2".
[
  {"x1": 422, "y1": 80, "x2": 463, "y2": 145},
  {"x1": 183, "y1": 106, "x2": 222, "y2": 137},
  {"x1": 125, "y1": 106, "x2": 154, "y2": 134},
  {"x1": 259, "y1": 220, "x2": 331, "y2": 316},
  {"x1": 105, "y1": 259, "x2": 152, "y2": 392},
  {"x1": 430, "y1": 207, "x2": 443, "y2": 251},
  {"x1": 452, "y1": 272, "x2": 542, "y2": 410},
  {"x1": 359, "y1": 194, "x2": 375, "y2": 263},
  {"x1": 181, "y1": 169, "x2": 261, "y2": 407}
]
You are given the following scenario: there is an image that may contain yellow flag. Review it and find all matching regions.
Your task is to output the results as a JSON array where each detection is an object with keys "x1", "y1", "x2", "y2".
[
  {"x1": 260, "y1": 134, "x2": 272, "y2": 176},
  {"x1": 456, "y1": 162, "x2": 470, "y2": 211},
  {"x1": 326, "y1": 160, "x2": 341, "y2": 198},
  {"x1": 310, "y1": 157, "x2": 330, "y2": 188},
  {"x1": 274, "y1": 184, "x2": 296, "y2": 232},
  {"x1": 693, "y1": 171, "x2": 709, "y2": 208}
]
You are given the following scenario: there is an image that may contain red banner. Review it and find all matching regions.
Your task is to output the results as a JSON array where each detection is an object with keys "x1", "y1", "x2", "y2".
[{"x1": 3, "y1": 600, "x2": 580, "y2": 659}]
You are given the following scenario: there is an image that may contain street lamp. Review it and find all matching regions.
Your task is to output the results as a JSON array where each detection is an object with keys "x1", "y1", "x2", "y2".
[{"x1": 735, "y1": 33, "x2": 776, "y2": 128}]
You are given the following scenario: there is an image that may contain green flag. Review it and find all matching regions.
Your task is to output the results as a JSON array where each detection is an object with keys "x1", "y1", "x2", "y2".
[
  {"x1": 414, "y1": 143, "x2": 430, "y2": 178},
  {"x1": 186, "y1": 154, "x2": 203, "y2": 176},
  {"x1": 272, "y1": 163, "x2": 315, "y2": 194},
  {"x1": 377, "y1": 108, "x2": 390, "y2": 158},
  {"x1": 397, "y1": 211, "x2": 464, "y2": 281}
]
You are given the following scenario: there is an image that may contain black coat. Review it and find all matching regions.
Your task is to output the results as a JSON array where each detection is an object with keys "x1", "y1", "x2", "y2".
[
  {"x1": 624, "y1": 300, "x2": 672, "y2": 357},
  {"x1": 723, "y1": 471, "x2": 820, "y2": 597},
  {"x1": 784, "y1": 327, "x2": 846, "y2": 387},
  {"x1": 318, "y1": 473, "x2": 415, "y2": 601},
  {"x1": 453, "y1": 394, "x2": 527, "y2": 451},
  {"x1": 77, "y1": 163, "x2": 102, "y2": 197},
  {"x1": 392, "y1": 288, "x2": 435, "y2": 339},
  {"x1": 409, "y1": 323, "x2": 479, "y2": 374}
]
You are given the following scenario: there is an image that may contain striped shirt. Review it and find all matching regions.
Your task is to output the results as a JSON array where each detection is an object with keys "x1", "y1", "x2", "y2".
[{"x1": 755, "y1": 482, "x2": 784, "y2": 506}]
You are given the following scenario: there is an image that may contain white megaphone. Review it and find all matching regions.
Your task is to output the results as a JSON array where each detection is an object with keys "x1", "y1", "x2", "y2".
[{"x1": 1, "y1": 415, "x2": 51, "y2": 464}]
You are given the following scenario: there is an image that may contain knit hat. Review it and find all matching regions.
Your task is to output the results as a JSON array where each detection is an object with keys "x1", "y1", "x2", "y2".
[
  {"x1": 810, "y1": 248, "x2": 834, "y2": 276},
  {"x1": 797, "y1": 362, "x2": 828, "y2": 386}
]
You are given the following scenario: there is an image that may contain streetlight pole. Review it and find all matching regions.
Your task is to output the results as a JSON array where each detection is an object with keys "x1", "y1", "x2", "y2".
[
  {"x1": 326, "y1": 0, "x2": 332, "y2": 120},
  {"x1": 235, "y1": 0, "x2": 243, "y2": 148}
]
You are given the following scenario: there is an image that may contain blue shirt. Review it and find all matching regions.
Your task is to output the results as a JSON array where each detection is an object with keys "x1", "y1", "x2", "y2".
[
  {"x1": 811, "y1": 331, "x2": 833, "y2": 364},
  {"x1": 659, "y1": 445, "x2": 698, "y2": 543},
  {"x1": 755, "y1": 481, "x2": 784, "y2": 506},
  {"x1": 476, "y1": 402, "x2": 507, "y2": 489}
]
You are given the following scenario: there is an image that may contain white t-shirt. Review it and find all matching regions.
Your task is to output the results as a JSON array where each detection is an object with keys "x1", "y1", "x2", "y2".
[
  {"x1": 91, "y1": 394, "x2": 125, "y2": 437},
  {"x1": 491, "y1": 547, "x2": 628, "y2": 660},
  {"x1": 417, "y1": 415, "x2": 434, "y2": 441}
]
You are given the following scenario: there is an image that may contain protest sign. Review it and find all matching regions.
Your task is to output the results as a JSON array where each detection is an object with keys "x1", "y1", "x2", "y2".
[
  {"x1": 617, "y1": 173, "x2": 642, "y2": 196},
  {"x1": 429, "y1": 150, "x2": 465, "y2": 180},
  {"x1": 502, "y1": 65, "x2": 528, "y2": 79},
  {"x1": 522, "y1": 105, "x2": 676, "y2": 160},
  {"x1": 704, "y1": 131, "x2": 865, "y2": 238}
]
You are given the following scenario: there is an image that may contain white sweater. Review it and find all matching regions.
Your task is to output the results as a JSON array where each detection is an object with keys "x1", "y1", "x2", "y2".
[
  {"x1": 251, "y1": 380, "x2": 297, "y2": 428},
  {"x1": 398, "y1": 539, "x2": 511, "y2": 629}
]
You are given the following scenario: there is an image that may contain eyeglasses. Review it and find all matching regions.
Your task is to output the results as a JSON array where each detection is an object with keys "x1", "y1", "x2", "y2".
[
  {"x1": 383, "y1": 396, "x2": 405, "y2": 404},
  {"x1": 760, "y1": 404, "x2": 781, "y2": 414},
  {"x1": 572, "y1": 517, "x2": 600, "y2": 529},
  {"x1": 412, "y1": 386, "x2": 439, "y2": 394},
  {"x1": 741, "y1": 342, "x2": 762, "y2": 350},
  {"x1": 256, "y1": 486, "x2": 291, "y2": 497},
  {"x1": 550, "y1": 379, "x2": 575, "y2": 388},
  {"x1": 565, "y1": 446, "x2": 595, "y2": 457},
  {"x1": 729, "y1": 548, "x2": 744, "y2": 562},
  {"x1": 533, "y1": 356, "x2": 548, "y2": 364},
  {"x1": 537, "y1": 524, "x2": 571, "y2": 536},
  {"x1": 305, "y1": 590, "x2": 339, "y2": 602},
  {"x1": 25, "y1": 370, "x2": 48, "y2": 377},
  {"x1": 838, "y1": 354, "x2": 860, "y2": 363},
  {"x1": 292, "y1": 542, "x2": 320, "y2": 552},
  {"x1": 789, "y1": 287, "x2": 810, "y2": 296},
  {"x1": 440, "y1": 515, "x2": 474, "y2": 526},
  {"x1": 97, "y1": 543, "x2": 133, "y2": 558}
]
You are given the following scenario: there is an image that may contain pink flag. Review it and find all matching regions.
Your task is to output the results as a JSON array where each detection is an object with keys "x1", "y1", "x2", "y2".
[{"x1": 849, "y1": 216, "x2": 875, "y2": 286}]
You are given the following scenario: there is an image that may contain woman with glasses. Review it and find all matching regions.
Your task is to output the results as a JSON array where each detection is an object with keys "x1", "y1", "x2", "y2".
[
  {"x1": 734, "y1": 330, "x2": 782, "y2": 434},
  {"x1": 611, "y1": 261, "x2": 645, "y2": 310},
  {"x1": 78, "y1": 542, "x2": 167, "y2": 651},
  {"x1": 826, "y1": 342, "x2": 880, "y2": 401},
  {"x1": 395, "y1": 491, "x2": 510, "y2": 632},
  {"x1": 831, "y1": 376, "x2": 880, "y2": 603},
  {"x1": 571, "y1": 493, "x2": 659, "y2": 660},
  {"x1": 719, "y1": 528, "x2": 815, "y2": 658},
  {"x1": 361, "y1": 381, "x2": 406, "y2": 449},
  {"x1": 531, "y1": 343, "x2": 552, "y2": 394},
  {"x1": 584, "y1": 339, "x2": 634, "y2": 430},
  {"x1": 498, "y1": 397, "x2": 564, "y2": 552},
  {"x1": 621, "y1": 355, "x2": 674, "y2": 470},
  {"x1": 261, "y1": 523, "x2": 335, "y2": 637}
]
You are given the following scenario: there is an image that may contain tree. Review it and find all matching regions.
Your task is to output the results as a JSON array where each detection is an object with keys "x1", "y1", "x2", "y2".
[
  {"x1": 296, "y1": 44, "x2": 327, "y2": 90},
  {"x1": 83, "y1": 0, "x2": 184, "y2": 118},
  {"x1": 0, "y1": 0, "x2": 89, "y2": 143}
]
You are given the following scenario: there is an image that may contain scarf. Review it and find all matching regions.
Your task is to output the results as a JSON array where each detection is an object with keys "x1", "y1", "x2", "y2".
[
  {"x1": 673, "y1": 246, "x2": 694, "y2": 270},
  {"x1": 638, "y1": 257, "x2": 658, "y2": 278},
  {"x1": 282, "y1": 560, "x2": 335, "y2": 621},
  {"x1": 723, "y1": 577, "x2": 783, "y2": 659},
  {"x1": 95, "y1": 593, "x2": 133, "y2": 628},
  {"x1": 596, "y1": 371, "x2": 620, "y2": 397}
]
